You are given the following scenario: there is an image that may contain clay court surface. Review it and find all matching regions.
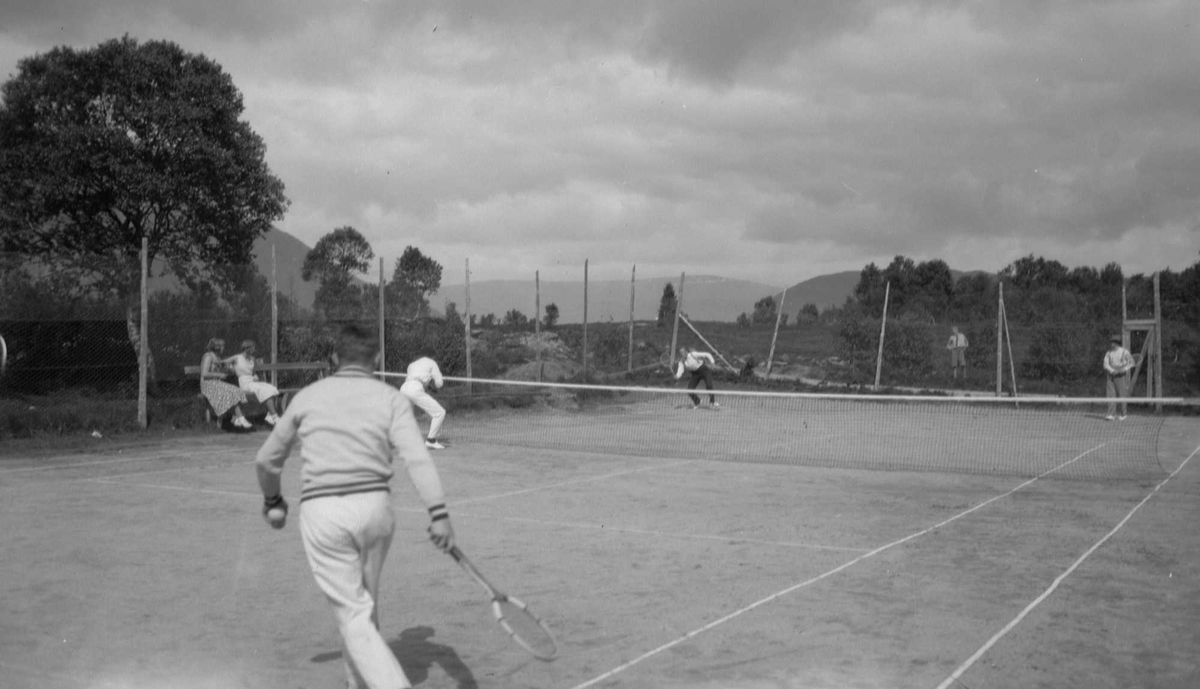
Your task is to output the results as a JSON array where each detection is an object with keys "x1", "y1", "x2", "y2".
[{"x1": 1, "y1": 408, "x2": 1198, "y2": 689}]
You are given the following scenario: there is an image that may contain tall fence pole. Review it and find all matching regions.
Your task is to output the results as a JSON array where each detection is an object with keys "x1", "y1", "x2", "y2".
[
  {"x1": 628, "y1": 264, "x2": 636, "y2": 373},
  {"x1": 1154, "y1": 271, "x2": 1163, "y2": 408},
  {"x1": 378, "y1": 257, "x2": 386, "y2": 372},
  {"x1": 271, "y1": 245, "x2": 278, "y2": 387},
  {"x1": 873, "y1": 281, "x2": 890, "y2": 389},
  {"x1": 996, "y1": 282, "x2": 1004, "y2": 396},
  {"x1": 765, "y1": 287, "x2": 788, "y2": 378},
  {"x1": 1002, "y1": 297, "x2": 1018, "y2": 397},
  {"x1": 464, "y1": 259, "x2": 472, "y2": 391},
  {"x1": 535, "y1": 270, "x2": 542, "y2": 382},
  {"x1": 669, "y1": 272, "x2": 685, "y2": 369},
  {"x1": 138, "y1": 237, "x2": 148, "y2": 428},
  {"x1": 582, "y1": 259, "x2": 589, "y2": 379}
]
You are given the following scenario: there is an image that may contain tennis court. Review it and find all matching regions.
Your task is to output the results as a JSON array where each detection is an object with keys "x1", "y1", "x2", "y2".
[{"x1": 1, "y1": 392, "x2": 1197, "y2": 688}]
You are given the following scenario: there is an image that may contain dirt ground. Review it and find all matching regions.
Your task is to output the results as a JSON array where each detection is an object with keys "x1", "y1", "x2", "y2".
[{"x1": 0, "y1": 416, "x2": 1197, "y2": 689}]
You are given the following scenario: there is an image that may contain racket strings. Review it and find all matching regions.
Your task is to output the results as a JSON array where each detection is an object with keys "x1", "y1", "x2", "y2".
[{"x1": 495, "y1": 598, "x2": 557, "y2": 659}]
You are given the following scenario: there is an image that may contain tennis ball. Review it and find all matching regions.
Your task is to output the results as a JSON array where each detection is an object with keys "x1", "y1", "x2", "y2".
[{"x1": 266, "y1": 507, "x2": 287, "y2": 529}]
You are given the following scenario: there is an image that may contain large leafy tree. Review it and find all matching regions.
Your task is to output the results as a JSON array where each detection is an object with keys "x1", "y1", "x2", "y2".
[
  {"x1": 302, "y1": 226, "x2": 374, "y2": 318},
  {"x1": 388, "y1": 246, "x2": 443, "y2": 319},
  {"x1": 0, "y1": 36, "x2": 288, "y2": 372}
]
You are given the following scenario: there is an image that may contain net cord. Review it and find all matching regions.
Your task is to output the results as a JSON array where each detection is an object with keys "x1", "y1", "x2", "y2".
[{"x1": 377, "y1": 371, "x2": 1190, "y2": 407}]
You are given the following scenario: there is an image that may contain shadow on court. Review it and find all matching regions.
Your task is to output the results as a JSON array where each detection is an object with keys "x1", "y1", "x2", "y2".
[{"x1": 311, "y1": 625, "x2": 478, "y2": 688}]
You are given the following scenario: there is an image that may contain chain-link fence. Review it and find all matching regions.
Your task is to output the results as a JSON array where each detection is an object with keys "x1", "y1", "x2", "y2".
[{"x1": 3, "y1": 249, "x2": 1196, "y2": 438}]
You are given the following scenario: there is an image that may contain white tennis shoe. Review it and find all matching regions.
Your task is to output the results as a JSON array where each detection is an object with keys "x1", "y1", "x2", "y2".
[{"x1": 425, "y1": 440, "x2": 446, "y2": 450}]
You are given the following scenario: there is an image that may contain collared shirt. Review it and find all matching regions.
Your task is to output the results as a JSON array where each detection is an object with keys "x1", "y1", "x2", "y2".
[
  {"x1": 1104, "y1": 346, "x2": 1134, "y2": 375},
  {"x1": 405, "y1": 357, "x2": 443, "y2": 389},
  {"x1": 675, "y1": 351, "x2": 715, "y2": 378},
  {"x1": 255, "y1": 366, "x2": 445, "y2": 506},
  {"x1": 947, "y1": 333, "x2": 968, "y2": 349},
  {"x1": 232, "y1": 353, "x2": 258, "y2": 384}
]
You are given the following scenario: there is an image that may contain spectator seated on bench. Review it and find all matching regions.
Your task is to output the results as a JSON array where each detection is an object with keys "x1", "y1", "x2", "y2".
[
  {"x1": 198, "y1": 338, "x2": 253, "y2": 431},
  {"x1": 230, "y1": 340, "x2": 281, "y2": 427},
  {"x1": 185, "y1": 355, "x2": 330, "y2": 428}
]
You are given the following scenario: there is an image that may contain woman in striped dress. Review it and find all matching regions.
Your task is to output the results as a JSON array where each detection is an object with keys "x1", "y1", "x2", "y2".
[{"x1": 200, "y1": 338, "x2": 253, "y2": 431}]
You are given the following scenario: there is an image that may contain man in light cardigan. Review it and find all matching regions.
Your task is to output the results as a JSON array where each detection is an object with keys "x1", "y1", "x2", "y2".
[
  {"x1": 1103, "y1": 334, "x2": 1135, "y2": 421},
  {"x1": 256, "y1": 324, "x2": 455, "y2": 689}
]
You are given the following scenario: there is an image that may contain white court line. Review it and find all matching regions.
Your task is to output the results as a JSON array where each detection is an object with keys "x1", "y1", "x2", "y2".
[
  {"x1": 0, "y1": 447, "x2": 240, "y2": 474},
  {"x1": 570, "y1": 442, "x2": 1110, "y2": 689},
  {"x1": 82, "y1": 459, "x2": 696, "y2": 503},
  {"x1": 934, "y1": 440, "x2": 1200, "y2": 689}
]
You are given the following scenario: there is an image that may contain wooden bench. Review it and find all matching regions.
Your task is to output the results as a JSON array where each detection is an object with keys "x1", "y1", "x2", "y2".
[{"x1": 184, "y1": 361, "x2": 330, "y2": 423}]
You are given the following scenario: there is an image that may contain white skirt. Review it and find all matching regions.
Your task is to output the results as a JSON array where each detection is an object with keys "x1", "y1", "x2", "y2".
[{"x1": 239, "y1": 377, "x2": 279, "y2": 402}]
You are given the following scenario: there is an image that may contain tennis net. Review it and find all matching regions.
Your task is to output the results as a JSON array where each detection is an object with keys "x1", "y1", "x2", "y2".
[{"x1": 381, "y1": 374, "x2": 1190, "y2": 481}]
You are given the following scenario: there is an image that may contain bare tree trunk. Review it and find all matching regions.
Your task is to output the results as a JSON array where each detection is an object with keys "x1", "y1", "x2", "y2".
[{"x1": 126, "y1": 304, "x2": 158, "y2": 392}]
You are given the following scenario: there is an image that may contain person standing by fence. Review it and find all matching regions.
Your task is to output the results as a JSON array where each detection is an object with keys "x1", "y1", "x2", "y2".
[
  {"x1": 946, "y1": 326, "x2": 969, "y2": 382},
  {"x1": 1103, "y1": 334, "x2": 1135, "y2": 421}
]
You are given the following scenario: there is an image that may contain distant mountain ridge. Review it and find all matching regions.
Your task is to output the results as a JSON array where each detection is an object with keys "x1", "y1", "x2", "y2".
[
  {"x1": 438, "y1": 275, "x2": 786, "y2": 323},
  {"x1": 248, "y1": 229, "x2": 983, "y2": 321}
]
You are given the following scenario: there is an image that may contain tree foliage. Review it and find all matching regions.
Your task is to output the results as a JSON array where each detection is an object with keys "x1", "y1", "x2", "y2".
[
  {"x1": 543, "y1": 303, "x2": 559, "y2": 329},
  {"x1": 0, "y1": 36, "x2": 288, "y2": 299},
  {"x1": 302, "y1": 226, "x2": 373, "y2": 319},
  {"x1": 657, "y1": 283, "x2": 677, "y2": 327},
  {"x1": 504, "y1": 309, "x2": 529, "y2": 327},
  {"x1": 389, "y1": 245, "x2": 443, "y2": 319},
  {"x1": 751, "y1": 295, "x2": 777, "y2": 325}
]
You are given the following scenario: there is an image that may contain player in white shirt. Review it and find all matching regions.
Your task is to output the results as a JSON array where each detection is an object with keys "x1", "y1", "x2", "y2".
[
  {"x1": 675, "y1": 347, "x2": 719, "y2": 409},
  {"x1": 400, "y1": 354, "x2": 448, "y2": 449},
  {"x1": 1103, "y1": 334, "x2": 1135, "y2": 420}
]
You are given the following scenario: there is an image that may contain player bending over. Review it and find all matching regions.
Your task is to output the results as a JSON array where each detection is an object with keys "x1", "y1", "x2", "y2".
[
  {"x1": 675, "y1": 346, "x2": 719, "y2": 409},
  {"x1": 400, "y1": 353, "x2": 448, "y2": 450},
  {"x1": 255, "y1": 324, "x2": 455, "y2": 689}
]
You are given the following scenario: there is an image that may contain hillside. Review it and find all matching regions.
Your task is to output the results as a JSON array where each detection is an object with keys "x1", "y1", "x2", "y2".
[
  {"x1": 437, "y1": 275, "x2": 785, "y2": 324},
  {"x1": 252, "y1": 228, "x2": 321, "y2": 308},
  {"x1": 773, "y1": 271, "x2": 860, "y2": 312}
]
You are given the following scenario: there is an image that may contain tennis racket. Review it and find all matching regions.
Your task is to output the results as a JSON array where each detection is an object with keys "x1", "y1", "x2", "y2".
[
  {"x1": 659, "y1": 351, "x2": 674, "y2": 372},
  {"x1": 448, "y1": 546, "x2": 558, "y2": 661}
]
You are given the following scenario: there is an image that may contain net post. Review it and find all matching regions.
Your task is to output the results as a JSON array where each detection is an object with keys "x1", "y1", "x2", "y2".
[
  {"x1": 137, "y1": 236, "x2": 148, "y2": 429},
  {"x1": 873, "y1": 281, "x2": 889, "y2": 389}
]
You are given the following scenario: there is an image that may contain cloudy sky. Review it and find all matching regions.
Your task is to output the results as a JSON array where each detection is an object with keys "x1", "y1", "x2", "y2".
[{"x1": 3, "y1": 0, "x2": 1198, "y2": 286}]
